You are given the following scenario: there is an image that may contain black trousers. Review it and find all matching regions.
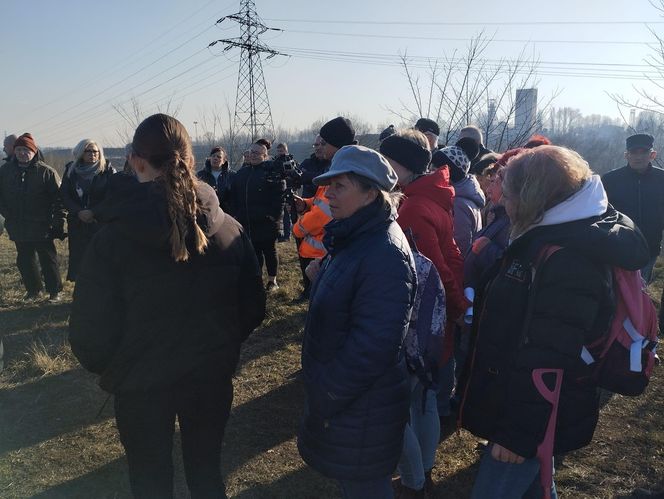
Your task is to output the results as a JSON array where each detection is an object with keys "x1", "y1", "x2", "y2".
[
  {"x1": 299, "y1": 255, "x2": 314, "y2": 297},
  {"x1": 252, "y1": 238, "x2": 278, "y2": 277},
  {"x1": 114, "y1": 376, "x2": 234, "y2": 499},
  {"x1": 14, "y1": 240, "x2": 62, "y2": 294},
  {"x1": 294, "y1": 237, "x2": 314, "y2": 297}
]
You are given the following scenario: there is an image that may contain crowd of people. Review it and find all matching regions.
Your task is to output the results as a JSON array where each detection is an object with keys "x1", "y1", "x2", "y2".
[{"x1": 0, "y1": 115, "x2": 661, "y2": 498}]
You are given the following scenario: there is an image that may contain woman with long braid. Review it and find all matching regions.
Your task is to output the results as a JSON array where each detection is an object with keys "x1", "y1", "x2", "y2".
[{"x1": 69, "y1": 114, "x2": 266, "y2": 499}]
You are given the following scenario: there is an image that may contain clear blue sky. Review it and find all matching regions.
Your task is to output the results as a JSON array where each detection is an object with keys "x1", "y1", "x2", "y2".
[{"x1": 0, "y1": 0, "x2": 662, "y2": 147}]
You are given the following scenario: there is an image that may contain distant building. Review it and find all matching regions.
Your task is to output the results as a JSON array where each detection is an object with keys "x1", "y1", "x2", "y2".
[
  {"x1": 515, "y1": 88, "x2": 538, "y2": 133},
  {"x1": 487, "y1": 98, "x2": 497, "y2": 130}
]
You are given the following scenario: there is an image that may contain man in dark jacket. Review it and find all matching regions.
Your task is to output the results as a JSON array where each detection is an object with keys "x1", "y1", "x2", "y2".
[
  {"x1": 0, "y1": 133, "x2": 65, "y2": 301},
  {"x1": 299, "y1": 135, "x2": 330, "y2": 198},
  {"x1": 602, "y1": 133, "x2": 663, "y2": 283},
  {"x1": 459, "y1": 125, "x2": 494, "y2": 175},
  {"x1": 197, "y1": 146, "x2": 235, "y2": 213},
  {"x1": 228, "y1": 142, "x2": 286, "y2": 290},
  {"x1": 2, "y1": 134, "x2": 17, "y2": 165},
  {"x1": 272, "y1": 142, "x2": 300, "y2": 242}
]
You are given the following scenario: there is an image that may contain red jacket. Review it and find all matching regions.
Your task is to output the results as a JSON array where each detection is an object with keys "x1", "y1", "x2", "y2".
[{"x1": 398, "y1": 167, "x2": 469, "y2": 351}]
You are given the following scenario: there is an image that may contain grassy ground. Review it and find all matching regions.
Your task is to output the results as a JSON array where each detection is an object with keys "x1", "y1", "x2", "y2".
[{"x1": 0, "y1": 235, "x2": 662, "y2": 498}]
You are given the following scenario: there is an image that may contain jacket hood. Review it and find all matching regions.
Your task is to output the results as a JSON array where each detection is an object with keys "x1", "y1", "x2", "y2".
[
  {"x1": 512, "y1": 177, "x2": 649, "y2": 270},
  {"x1": 402, "y1": 167, "x2": 455, "y2": 211},
  {"x1": 453, "y1": 175, "x2": 485, "y2": 208},
  {"x1": 102, "y1": 178, "x2": 225, "y2": 252}
]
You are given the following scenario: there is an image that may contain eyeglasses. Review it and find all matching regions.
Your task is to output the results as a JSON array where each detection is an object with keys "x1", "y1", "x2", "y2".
[
  {"x1": 84, "y1": 149, "x2": 100, "y2": 154},
  {"x1": 313, "y1": 142, "x2": 323, "y2": 148}
]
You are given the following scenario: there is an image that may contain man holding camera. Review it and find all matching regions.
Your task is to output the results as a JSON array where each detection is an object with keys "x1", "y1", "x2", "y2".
[{"x1": 273, "y1": 142, "x2": 300, "y2": 243}]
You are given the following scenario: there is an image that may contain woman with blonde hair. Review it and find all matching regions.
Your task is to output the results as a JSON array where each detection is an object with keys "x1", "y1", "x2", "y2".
[
  {"x1": 69, "y1": 114, "x2": 266, "y2": 498},
  {"x1": 459, "y1": 146, "x2": 649, "y2": 498},
  {"x1": 60, "y1": 139, "x2": 115, "y2": 281}
]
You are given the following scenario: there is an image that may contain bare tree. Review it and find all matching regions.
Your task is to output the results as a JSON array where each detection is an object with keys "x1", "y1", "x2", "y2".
[
  {"x1": 113, "y1": 97, "x2": 182, "y2": 146},
  {"x1": 388, "y1": 32, "x2": 559, "y2": 151},
  {"x1": 609, "y1": 1, "x2": 664, "y2": 117}
]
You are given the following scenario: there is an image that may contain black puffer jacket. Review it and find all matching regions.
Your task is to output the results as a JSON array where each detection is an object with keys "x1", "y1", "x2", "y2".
[
  {"x1": 69, "y1": 181, "x2": 266, "y2": 393},
  {"x1": 299, "y1": 154, "x2": 330, "y2": 198},
  {"x1": 459, "y1": 207, "x2": 649, "y2": 458},
  {"x1": 0, "y1": 156, "x2": 65, "y2": 241},
  {"x1": 196, "y1": 160, "x2": 235, "y2": 212},
  {"x1": 227, "y1": 161, "x2": 285, "y2": 241},
  {"x1": 602, "y1": 164, "x2": 664, "y2": 257}
]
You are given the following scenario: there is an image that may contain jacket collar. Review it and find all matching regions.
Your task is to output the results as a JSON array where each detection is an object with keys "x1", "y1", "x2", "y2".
[{"x1": 323, "y1": 198, "x2": 394, "y2": 255}]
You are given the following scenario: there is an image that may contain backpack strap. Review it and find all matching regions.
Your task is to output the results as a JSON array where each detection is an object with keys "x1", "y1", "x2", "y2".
[{"x1": 532, "y1": 368, "x2": 564, "y2": 499}]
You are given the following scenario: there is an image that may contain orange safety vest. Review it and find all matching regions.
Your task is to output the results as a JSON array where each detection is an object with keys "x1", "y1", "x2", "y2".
[{"x1": 293, "y1": 186, "x2": 332, "y2": 258}]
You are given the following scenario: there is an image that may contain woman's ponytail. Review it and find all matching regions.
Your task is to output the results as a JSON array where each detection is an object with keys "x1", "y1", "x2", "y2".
[{"x1": 158, "y1": 152, "x2": 208, "y2": 262}]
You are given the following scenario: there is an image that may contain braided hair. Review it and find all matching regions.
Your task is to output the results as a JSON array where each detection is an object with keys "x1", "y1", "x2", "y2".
[{"x1": 132, "y1": 114, "x2": 208, "y2": 262}]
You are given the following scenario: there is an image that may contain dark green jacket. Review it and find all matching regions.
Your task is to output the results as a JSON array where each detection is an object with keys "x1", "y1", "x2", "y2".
[{"x1": 0, "y1": 157, "x2": 65, "y2": 242}]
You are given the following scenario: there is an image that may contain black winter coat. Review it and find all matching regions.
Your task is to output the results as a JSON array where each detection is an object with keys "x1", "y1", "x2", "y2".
[
  {"x1": 602, "y1": 164, "x2": 664, "y2": 257},
  {"x1": 60, "y1": 162, "x2": 116, "y2": 280},
  {"x1": 196, "y1": 160, "x2": 235, "y2": 212},
  {"x1": 459, "y1": 208, "x2": 649, "y2": 458},
  {"x1": 69, "y1": 181, "x2": 266, "y2": 394},
  {"x1": 298, "y1": 199, "x2": 416, "y2": 481},
  {"x1": 299, "y1": 154, "x2": 330, "y2": 198},
  {"x1": 227, "y1": 161, "x2": 285, "y2": 242},
  {"x1": 0, "y1": 156, "x2": 65, "y2": 242}
]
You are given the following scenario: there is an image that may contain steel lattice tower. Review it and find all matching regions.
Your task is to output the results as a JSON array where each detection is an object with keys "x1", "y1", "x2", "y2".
[{"x1": 212, "y1": 1, "x2": 285, "y2": 143}]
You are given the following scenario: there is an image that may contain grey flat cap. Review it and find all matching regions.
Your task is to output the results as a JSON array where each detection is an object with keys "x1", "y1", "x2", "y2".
[{"x1": 313, "y1": 145, "x2": 398, "y2": 191}]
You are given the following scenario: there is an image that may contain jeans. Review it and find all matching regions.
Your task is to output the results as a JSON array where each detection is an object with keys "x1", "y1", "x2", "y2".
[
  {"x1": 471, "y1": 446, "x2": 558, "y2": 499},
  {"x1": 114, "y1": 376, "x2": 233, "y2": 499},
  {"x1": 641, "y1": 255, "x2": 658, "y2": 284},
  {"x1": 252, "y1": 238, "x2": 278, "y2": 277},
  {"x1": 398, "y1": 375, "x2": 440, "y2": 490},
  {"x1": 338, "y1": 475, "x2": 393, "y2": 499},
  {"x1": 436, "y1": 358, "x2": 456, "y2": 417},
  {"x1": 15, "y1": 240, "x2": 62, "y2": 294}
]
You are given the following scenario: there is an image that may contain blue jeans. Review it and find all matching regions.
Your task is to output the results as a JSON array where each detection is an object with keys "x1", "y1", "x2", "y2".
[
  {"x1": 437, "y1": 358, "x2": 456, "y2": 417},
  {"x1": 338, "y1": 475, "x2": 393, "y2": 499},
  {"x1": 398, "y1": 375, "x2": 440, "y2": 490},
  {"x1": 471, "y1": 446, "x2": 558, "y2": 499}
]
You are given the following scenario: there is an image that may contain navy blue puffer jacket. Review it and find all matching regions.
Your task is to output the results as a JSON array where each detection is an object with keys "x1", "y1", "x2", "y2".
[{"x1": 298, "y1": 198, "x2": 416, "y2": 480}]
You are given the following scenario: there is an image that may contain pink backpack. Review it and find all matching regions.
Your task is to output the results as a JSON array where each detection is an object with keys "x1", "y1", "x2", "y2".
[
  {"x1": 532, "y1": 246, "x2": 659, "y2": 499},
  {"x1": 536, "y1": 245, "x2": 659, "y2": 396},
  {"x1": 584, "y1": 265, "x2": 659, "y2": 395}
]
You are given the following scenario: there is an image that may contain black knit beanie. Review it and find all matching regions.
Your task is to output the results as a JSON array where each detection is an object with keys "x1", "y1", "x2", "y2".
[
  {"x1": 415, "y1": 118, "x2": 440, "y2": 136},
  {"x1": 320, "y1": 117, "x2": 356, "y2": 148},
  {"x1": 379, "y1": 124, "x2": 396, "y2": 142},
  {"x1": 380, "y1": 135, "x2": 431, "y2": 175}
]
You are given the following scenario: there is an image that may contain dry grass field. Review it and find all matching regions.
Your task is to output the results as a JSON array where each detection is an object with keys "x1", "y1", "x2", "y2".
[{"x1": 0, "y1": 234, "x2": 662, "y2": 498}]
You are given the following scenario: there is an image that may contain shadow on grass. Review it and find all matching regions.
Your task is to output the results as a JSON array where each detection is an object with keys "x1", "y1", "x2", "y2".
[
  {"x1": 29, "y1": 457, "x2": 131, "y2": 499},
  {"x1": 223, "y1": 378, "x2": 304, "y2": 477},
  {"x1": 231, "y1": 466, "x2": 338, "y2": 499},
  {"x1": 0, "y1": 368, "x2": 110, "y2": 454}
]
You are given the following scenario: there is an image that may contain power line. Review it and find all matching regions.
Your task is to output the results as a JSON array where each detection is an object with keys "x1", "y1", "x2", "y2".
[
  {"x1": 275, "y1": 46, "x2": 664, "y2": 81},
  {"x1": 266, "y1": 18, "x2": 664, "y2": 26},
  {"x1": 274, "y1": 45, "x2": 660, "y2": 72},
  {"x1": 284, "y1": 29, "x2": 651, "y2": 46},
  {"x1": 26, "y1": 0, "x2": 233, "y2": 117}
]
